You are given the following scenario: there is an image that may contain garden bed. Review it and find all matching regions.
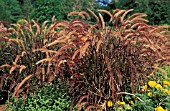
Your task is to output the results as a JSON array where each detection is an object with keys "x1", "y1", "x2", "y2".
[{"x1": 0, "y1": 8, "x2": 170, "y2": 111}]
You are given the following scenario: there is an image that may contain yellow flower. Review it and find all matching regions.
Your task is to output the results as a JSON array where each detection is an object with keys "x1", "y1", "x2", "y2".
[
  {"x1": 117, "y1": 100, "x2": 125, "y2": 105},
  {"x1": 142, "y1": 85, "x2": 148, "y2": 90},
  {"x1": 107, "y1": 100, "x2": 113, "y2": 107},
  {"x1": 125, "y1": 105, "x2": 131, "y2": 110},
  {"x1": 148, "y1": 81, "x2": 157, "y2": 87},
  {"x1": 147, "y1": 89, "x2": 151, "y2": 93},
  {"x1": 163, "y1": 81, "x2": 170, "y2": 87},
  {"x1": 148, "y1": 92, "x2": 152, "y2": 96},
  {"x1": 118, "y1": 107, "x2": 123, "y2": 110},
  {"x1": 155, "y1": 84, "x2": 163, "y2": 90},
  {"x1": 162, "y1": 89, "x2": 170, "y2": 94},
  {"x1": 128, "y1": 100, "x2": 134, "y2": 104},
  {"x1": 155, "y1": 106, "x2": 167, "y2": 111}
]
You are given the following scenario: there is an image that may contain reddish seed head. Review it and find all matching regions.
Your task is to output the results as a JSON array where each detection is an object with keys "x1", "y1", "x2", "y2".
[{"x1": 74, "y1": 73, "x2": 79, "y2": 78}]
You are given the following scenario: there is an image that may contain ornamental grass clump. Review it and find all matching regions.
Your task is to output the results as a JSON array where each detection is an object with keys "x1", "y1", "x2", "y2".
[
  {"x1": 63, "y1": 9, "x2": 170, "y2": 110},
  {"x1": 0, "y1": 8, "x2": 170, "y2": 111},
  {"x1": 0, "y1": 18, "x2": 61, "y2": 104}
]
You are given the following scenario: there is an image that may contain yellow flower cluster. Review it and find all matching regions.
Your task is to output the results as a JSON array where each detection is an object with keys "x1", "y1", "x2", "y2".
[
  {"x1": 145, "y1": 80, "x2": 170, "y2": 95},
  {"x1": 162, "y1": 89, "x2": 170, "y2": 94},
  {"x1": 107, "y1": 100, "x2": 113, "y2": 107},
  {"x1": 112, "y1": 80, "x2": 170, "y2": 110},
  {"x1": 147, "y1": 91, "x2": 152, "y2": 96},
  {"x1": 117, "y1": 100, "x2": 125, "y2": 105},
  {"x1": 128, "y1": 100, "x2": 134, "y2": 104},
  {"x1": 125, "y1": 105, "x2": 131, "y2": 110},
  {"x1": 155, "y1": 84, "x2": 163, "y2": 90},
  {"x1": 148, "y1": 81, "x2": 157, "y2": 87},
  {"x1": 142, "y1": 85, "x2": 148, "y2": 90},
  {"x1": 145, "y1": 80, "x2": 170, "y2": 111},
  {"x1": 163, "y1": 80, "x2": 170, "y2": 87},
  {"x1": 116, "y1": 100, "x2": 132, "y2": 110},
  {"x1": 154, "y1": 106, "x2": 167, "y2": 111}
]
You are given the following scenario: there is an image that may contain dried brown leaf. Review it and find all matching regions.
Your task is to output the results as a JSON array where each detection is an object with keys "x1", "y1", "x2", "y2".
[
  {"x1": 48, "y1": 73, "x2": 54, "y2": 85},
  {"x1": 105, "y1": 54, "x2": 115, "y2": 100}
]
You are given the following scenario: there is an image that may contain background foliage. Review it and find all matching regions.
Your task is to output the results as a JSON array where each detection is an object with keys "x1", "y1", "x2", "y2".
[
  {"x1": 0, "y1": 0, "x2": 170, "y2": 26},
  {"x1": 108, "y1": 0, "x2": 170, "y2": 25},
  {"x1": 0, "y1": 0, "x2": 22, "y2": 23},
  {"x1": 30, "y1": 0, "x2": 100, "y2": 24}
]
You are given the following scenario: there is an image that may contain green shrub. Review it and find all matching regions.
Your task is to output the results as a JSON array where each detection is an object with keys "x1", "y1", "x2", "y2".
[
  {"x1": 6, "y1": 83, "x2": 73, "y2": 111},
  {"x1": 111, "y1": 0, "x2": 170, "y2": 25},
  {"x1": 20, "y1": 0, "x2": 33, "y2": 20},
  {"x1": 30, "y1": 0, "x2": 100, "y2": 24},
  {"x1": 0, "y1": 0, "x2": 22, "y2": 23}
]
